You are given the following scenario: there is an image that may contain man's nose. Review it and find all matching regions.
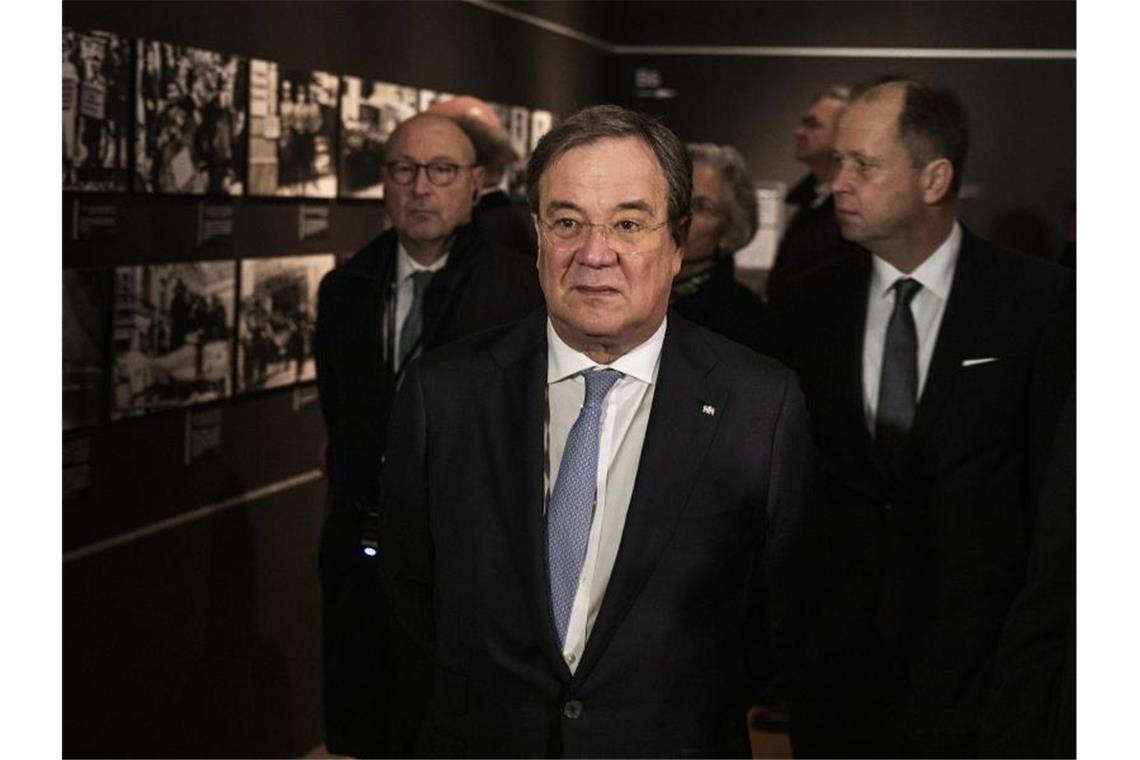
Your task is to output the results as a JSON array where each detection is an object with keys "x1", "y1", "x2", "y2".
[
  {"x1": 577, "y1": 225, "x2": 617, "y2": 266},
  {"x1": 411, "y1": 166, "x2": 433, "y2": 195}
]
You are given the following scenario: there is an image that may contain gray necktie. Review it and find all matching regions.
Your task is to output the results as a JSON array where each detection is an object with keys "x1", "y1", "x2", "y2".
[
  {"x1": 876, "y1": 277, "x2": 923, "y2": 468},
  {"x1": 547, "y1": 368, "x2": 623, "y2": 647},
  {"x1": 399, "y1": 270, "x2": 435, "y2": 368}
]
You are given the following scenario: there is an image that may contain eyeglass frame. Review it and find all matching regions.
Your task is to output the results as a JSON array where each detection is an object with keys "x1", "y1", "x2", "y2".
[
  {"x1": 383, "y1": 160, "x2": 478, "y2": 187},
  {"x1": 534, "y1": 215, "x2": 676, "y2": 252}
]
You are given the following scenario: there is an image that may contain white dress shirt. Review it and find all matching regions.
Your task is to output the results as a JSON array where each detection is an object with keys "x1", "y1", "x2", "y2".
[
  {"x1": 393, "y1": 243, "x2": 449, "y2": 369},
  {"x1": 862, "y1": 221, "x2": 961, "y2": 432},
  {"x1": 545, "y1": 317, "x2": 666, "y2": 673}
]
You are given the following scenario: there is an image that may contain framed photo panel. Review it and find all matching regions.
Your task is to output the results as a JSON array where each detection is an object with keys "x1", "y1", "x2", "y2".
[
  {"x1": 111, "y1": 261, "x2": 236, "y2": 418},
  {"x1": 237, "y1": 254, "x2": 335, "y2": 393}
]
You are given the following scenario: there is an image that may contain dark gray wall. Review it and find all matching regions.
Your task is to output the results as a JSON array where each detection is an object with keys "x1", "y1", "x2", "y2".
[{"x1": 616, "y1": 54, "x2": 1076, "y2": 260}]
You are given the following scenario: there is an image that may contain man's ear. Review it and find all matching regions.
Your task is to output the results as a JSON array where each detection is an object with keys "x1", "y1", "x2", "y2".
[
  {"x1": 921, "y1": 158, "x2": 954, "y2": 205},
  {"x1": 471, "y1": 166, "x2": 486, "y2": 201}
]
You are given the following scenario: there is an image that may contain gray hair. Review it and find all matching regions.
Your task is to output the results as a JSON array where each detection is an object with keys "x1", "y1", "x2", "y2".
[
  {"x1": 526, "y1": 105, "x2": 692, "y2": 246},
  {"x1": 451, "y1": 114, "x2": 517, "y2": 178},
  {"x1": 813, "y1": 83, "x2": 851, "y2": 104},
  {"x1": 686, "y1": 143, "x2": 758, "y2": 253}
]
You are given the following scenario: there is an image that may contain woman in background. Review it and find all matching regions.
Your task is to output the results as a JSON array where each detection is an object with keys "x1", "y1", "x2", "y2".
[{"x1": 672, "y1": 143, "x2": 767, "y2": 352}]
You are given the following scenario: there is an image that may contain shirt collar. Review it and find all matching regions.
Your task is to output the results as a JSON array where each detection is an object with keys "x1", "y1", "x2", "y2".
[
  {"x1": 870, "y1": 220, "x2": 961, "y2": 302},
  {"x1": 546, "y1": 316, "x2": 667, "y2": 386},
  {"x1": 396, "y1": 242, "x2": 450, "y2": 284}
]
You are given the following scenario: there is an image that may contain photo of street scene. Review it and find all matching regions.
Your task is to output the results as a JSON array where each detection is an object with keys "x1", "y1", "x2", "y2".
[
  {"x1": 64, "y1": 269, "x2": 107, "y2": 430},
  {"x1": 339, "y1": 76, "x2": 417, "y2": 199},
  {"x1": 134, "y1": 40, "x2": 247, "y2": 194},
  {"x1": 237, "y1": 254, "x2": 335, "y2": 393},
  {"x1": 111, "y1": 261, "x2": 236, "y2": 418},
  {"x1": 248, "y1": 60, "x2": 338, "y2": 197},
  {"x1": 63, "y1": 27, "x2": 130, "y2": 192}
]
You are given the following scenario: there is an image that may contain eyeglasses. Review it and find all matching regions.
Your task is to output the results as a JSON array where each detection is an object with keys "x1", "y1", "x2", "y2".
[
  {"x1": 537, "y1": 216, "x2": 671, "y2": 253},
  {"x1": 383, "y1": 160, "x2": 475, "y2": 187}
]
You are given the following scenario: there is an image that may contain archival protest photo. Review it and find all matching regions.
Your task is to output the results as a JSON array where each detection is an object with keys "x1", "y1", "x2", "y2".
[
  {"x1": 111, "y1": 261, "x2": 236, "y2": 418},
  {"x1": 63, "y1": 27, "x2": 130, "y2": 192}
]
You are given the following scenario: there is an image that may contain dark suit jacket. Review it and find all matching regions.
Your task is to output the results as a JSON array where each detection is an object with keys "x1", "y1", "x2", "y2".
[
  {"x1": 766, "y1": 173, "x2": 850, "y2": 306},
  {"x1": 379, "y1": 310, "x2": 813, "y2": 758},
  {"x1": 475, "y1": 188, "x2": 537, "y2": 258},
  {"x1": 770, "y1": 227, "x2": 1075, "y2": 758},
  {"x1": 671, "y1": 257, "x2": 767, "y2": 353},
  {"x1": 314, "y1": 221, "x2": 542, "y2": 757}
]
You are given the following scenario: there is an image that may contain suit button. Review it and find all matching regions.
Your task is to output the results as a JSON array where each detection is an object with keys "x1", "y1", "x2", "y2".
[{"x1": 562, "y1": 700, "x2": 583, "y2": 719}]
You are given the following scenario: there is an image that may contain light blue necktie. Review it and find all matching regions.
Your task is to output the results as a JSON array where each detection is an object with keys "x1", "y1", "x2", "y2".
[
  {"x1": 399, "y1": 270, "x2": 435, "y2": 368},
  {"x1": 547, "y1": 368, "x2": 623, "y2": 647}
]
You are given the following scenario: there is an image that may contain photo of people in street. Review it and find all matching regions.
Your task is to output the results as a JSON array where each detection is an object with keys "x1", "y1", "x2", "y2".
[
  {"x1": 338, "y1": 76, "x2": 417, "y2": 199},
  {"x1": 111, "y1": 261, "x2": 236, "y2": 418},
  {"x1": 237, "y1": 254, "x2": 334, "y2": 393},
  {"x1": 64, "y1": 269, "x2": 107, "y2": 430},
  {"x1": 248, "y1": 60, "x2": 338, "y2": 197},
  {"x1": 63, "y1": 27, "x2": 130, "y2": 192}
]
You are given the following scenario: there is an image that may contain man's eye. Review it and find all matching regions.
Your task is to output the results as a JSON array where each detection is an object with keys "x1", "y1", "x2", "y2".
[
  {"x1": 429, "y1": 163, "x2": 456, "y2": 174},
  {"x1": 614, "y1": 219, "x2": 643, "y2": 233},
  {"x1": 554, "y1": 218, "x2": 581, "y2": 231}
]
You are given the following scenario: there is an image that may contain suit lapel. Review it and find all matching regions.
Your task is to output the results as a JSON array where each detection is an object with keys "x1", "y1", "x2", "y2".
[
  {"x1": 575, "y1": 317, "x2": 725, "y2": 682},
  {"x1": 473, "y1": 312, "x2": 567, "y2": 673},
  {"x1": 907, "y1": 230, "x2": 994, "y2": 464}
]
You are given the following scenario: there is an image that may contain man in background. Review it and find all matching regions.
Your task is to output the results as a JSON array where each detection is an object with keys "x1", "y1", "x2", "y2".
[
  {"x1": 314, "y1": 112, "x2": 541, "y2": 757},
  {"x1": 428, "y1": 95, "x2": 537, "y2": 257},
  {"x1": 766, "y1": 84, "x2": 850, "y2": 305},
  {"x1": 771, "y1": 77, "x2": 1074, "y2": 757}
]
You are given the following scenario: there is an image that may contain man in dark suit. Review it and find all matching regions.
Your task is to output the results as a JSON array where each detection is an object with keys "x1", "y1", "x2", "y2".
[
  {"x1": 766, "y1": 84, "x2": 851, "y2": 305},
  {"x1": 428, "y1": 95, "x2": 537, "y2": 257},
  {"x1": 771, "y1": 78, "x2": 1075, "y2": 757},
  {"x1": 379, "y1": 105, "x2": 813, "y2": 757},
  {"x1": 315, "y1": 113, "x2": 542, "y2": 757}
]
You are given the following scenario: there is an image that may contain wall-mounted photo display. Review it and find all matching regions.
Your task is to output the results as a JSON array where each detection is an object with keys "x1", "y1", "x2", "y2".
[
  {"x1": 133, "y1": 40, "x2": 248, "y2": 195},
  {"x1": 63, "y1": 27, "x2": 130, "y2": 192},
  {"x1": 339, "y1": 77, "x2": 417, "y2": 199},
  {"x1": 418, "y1": 89, "x2": 456, "y2": 113},
  {"x1": 64, "y1": 269, "x2": 108, "y2": 431},
  {"x1": 508, "y1": 106, "x2": 530, "y2": 161},
  {"x1": 237, "y1": 254, "x2": 335, "y2": 393},
  {"x1": 111, "y1": 261, "x2": 236, "y2": 419},
  {"x1": 530, "y1": 110, "x2": 554, "y2": 153},
  {"x1": 248, "y1": 60, "x2": 339, "y2": 198}
]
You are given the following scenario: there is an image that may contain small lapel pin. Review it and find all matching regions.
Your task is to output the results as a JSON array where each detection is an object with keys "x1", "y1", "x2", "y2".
[
  {"x1": 701, "y1": 404, "x2": 716, "y2": 416},
  {"x1": 961, "y1": 357, "x2": 999, "y2": 367}
]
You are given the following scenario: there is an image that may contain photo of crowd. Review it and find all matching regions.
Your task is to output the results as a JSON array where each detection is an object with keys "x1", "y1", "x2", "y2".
[
  {"x1": 63, "y1": 27, "x2": 130, "y2": 192},
  {"x1": 248, "y1": 60, "x2": 338, "y2": 197},
  {"x1": 338, "y1": 76, "x2": 418, "y2": 199},
  {"x1": 134, "y1": 41, "x2": 247, "y2": 195},
  {"x1": 111, "y1": 261, "x2": 235, "y2": 418},
  {"x1": 237, "y1": 254, "x2": 334, "y2": 393},
  {"x1": 63, "y1": 269, "x2": 107, "y2": 430}
]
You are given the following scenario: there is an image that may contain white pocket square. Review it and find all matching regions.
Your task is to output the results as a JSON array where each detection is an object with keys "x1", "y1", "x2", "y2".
[{"x1": 961, "y1": 357, "x2": 999, "y2": 367}]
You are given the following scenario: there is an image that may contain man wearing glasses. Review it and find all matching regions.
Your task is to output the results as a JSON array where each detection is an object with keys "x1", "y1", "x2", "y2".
[
  {"x1": 379, "y1": 105, "x2": 813, "y2": 757},
  {"x1": 314, "y1": 112, "x2": 541, "y2": 758}
]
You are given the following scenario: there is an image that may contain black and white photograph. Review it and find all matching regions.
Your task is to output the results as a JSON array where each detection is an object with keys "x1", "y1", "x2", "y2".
[
  {"x1": 63, "y1": 27, "x2": 130, "y2": 192},
  {"x1": 248, "y1": 60, "x2": 338, "y2": 197},
  {"x1": 509, "y1": 105, "x2": 530, "y2": 161},
  {"x1": 339, "y1": 76, "x2": 417, "y2": 199},
  {"x1": 417, "y1": 89, "x2": 455, "y2": 113},
  {"x1": 237, "y1": 254, "x2": 335, "y2": 393},
  {"x1": 530, "y1": 110, "x2": 554, "y2": 152},
  {"x1": 134, "y1": 40, "x2": 247, "y2": 195},
  {"x1": 111, "y1": 261, "x2": 236, "y2": 419},
  {"x1": 63, "y1": 269, "x2": 108, "y2": 431}
]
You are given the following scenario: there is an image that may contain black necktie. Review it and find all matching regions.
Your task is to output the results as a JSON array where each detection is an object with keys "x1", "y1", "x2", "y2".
[
  {"x1": 876, "y1": 277, "x2": 922, "y2": 468},
  {"x1": 398, "y1": 270, "x2": 434, "y2": 368}
]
